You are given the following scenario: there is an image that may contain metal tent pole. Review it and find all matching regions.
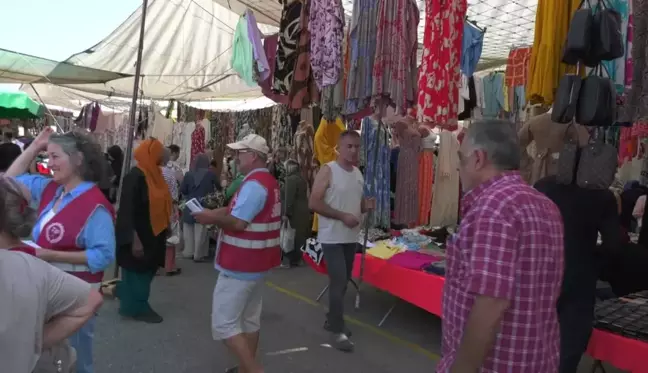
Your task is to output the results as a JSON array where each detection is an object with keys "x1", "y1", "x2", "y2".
[
  {"x1": 355, "y1": 117, "x2": 383, "y2": 310},
  {"x1": 111, "y1": 0, "x2": 149, "y2": 281}
]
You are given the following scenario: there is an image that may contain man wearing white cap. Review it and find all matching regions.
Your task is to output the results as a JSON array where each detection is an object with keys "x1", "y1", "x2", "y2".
[{"x1": 193, "y1": 134, "x2": 280, "y2": 373}]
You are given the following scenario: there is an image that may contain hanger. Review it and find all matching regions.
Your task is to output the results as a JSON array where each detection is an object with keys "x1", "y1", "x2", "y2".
[{"x1": 465, "y1": 16, "x2": 486, "y2": 33}]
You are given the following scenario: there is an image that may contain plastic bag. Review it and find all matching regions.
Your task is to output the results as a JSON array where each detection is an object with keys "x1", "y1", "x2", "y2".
[{"x1": 280, "y1": 217, "x2": 296, "y2": 253}]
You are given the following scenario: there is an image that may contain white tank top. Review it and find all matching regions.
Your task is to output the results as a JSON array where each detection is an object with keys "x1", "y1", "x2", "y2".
[{"x1": 317, "y1": 161, "x2": 364, "y2": 244}]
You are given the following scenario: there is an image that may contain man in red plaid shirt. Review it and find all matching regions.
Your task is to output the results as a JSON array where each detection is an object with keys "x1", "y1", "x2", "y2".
[{"x1": 437, "y1": 120, "x2": 564, "y2": 373}]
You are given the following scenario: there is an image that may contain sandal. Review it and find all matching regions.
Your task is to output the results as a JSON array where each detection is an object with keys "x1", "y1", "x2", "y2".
[
  {"x1": 165, "y1": 268, "x2": 182, "y2": 276},
  {"x1": 99, "y1": 284, "x2": 117, "y2": 299}
]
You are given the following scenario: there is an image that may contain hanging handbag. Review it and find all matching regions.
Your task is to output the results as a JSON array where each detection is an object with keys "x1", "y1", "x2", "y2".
[
  {"x1": 576, "y1": 64, "x2": 616, "y2": 127},
  {"x1": 552, "y1": 74, "x2": 583, "y2": 124},
  {"x1": 562, "y1": 0, "x2": 594, "y2": 65},
  {"x1": 556, "y1": 123, "x2": 580, "y2": 185},
  {"x1": 576, "y1": 128, "x2": 617, "y2": 189},
  {"x1": 594, "y1": 0, "x2": 625, "y2": 61}
]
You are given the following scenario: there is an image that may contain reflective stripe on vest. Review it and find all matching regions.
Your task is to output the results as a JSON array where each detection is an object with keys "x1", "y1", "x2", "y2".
[
  {"x1": 51, "y1": 262, "x2": 103, "y2": 284},
  {"x1": 221, "y1": 235, "x2": 281, "y2": 249},
  {"x1": 246, "y1": 221, "x2": 282, "y2": 232}
]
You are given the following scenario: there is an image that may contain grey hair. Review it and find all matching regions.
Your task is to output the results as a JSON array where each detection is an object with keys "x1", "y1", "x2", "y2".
[
  {"x1": 49, "y1": 131, "x2": 107, "y2": 184},
  {"x1": 464, "y1": 120, "x2": 520, "y2": 171},
  {"x1": 285, "y1": 159, "x2": 300, "y2": 174},
  {"x1": 0, "y1": 177, "x2": 36, "y2": 239}
]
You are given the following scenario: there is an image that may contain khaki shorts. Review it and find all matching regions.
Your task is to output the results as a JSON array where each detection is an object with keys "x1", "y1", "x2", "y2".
[{"x1": 211, "y1": 273, "x2": 263, "y2": 340}]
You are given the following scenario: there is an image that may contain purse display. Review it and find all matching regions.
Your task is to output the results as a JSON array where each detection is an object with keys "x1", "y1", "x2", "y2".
[
  {"x1": 552, "y1": 74, "x2": 583, "y2": 124},
  {"x1": 593, "y1": 1, "x2": 625, "y2": 61},
  {"x1": 562, "y1": 3, "x2": 594, "y2": 65},
  {"x1": 575, "y1": 129, "x2": 617, "y2": 190},
  {"x1": 556, "y1": 123, "x2": 580, "y2": 185},
  {"x1": 576, "y1": 65, "x2": 617, "y2": 127}
]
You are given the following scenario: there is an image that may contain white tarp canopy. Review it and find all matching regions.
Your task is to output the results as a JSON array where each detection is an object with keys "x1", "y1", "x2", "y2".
[
  {"x1": 24, "y1": 0, "x2": 537, "y2": 106},
  {"x1": 27, "y1": 0, "x2": 277, "y2": 102}
]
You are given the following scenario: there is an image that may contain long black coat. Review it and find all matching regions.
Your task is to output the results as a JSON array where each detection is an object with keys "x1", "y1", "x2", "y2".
[{"x1": 115, "y1": 167, "x2": 167, "y2": 272}]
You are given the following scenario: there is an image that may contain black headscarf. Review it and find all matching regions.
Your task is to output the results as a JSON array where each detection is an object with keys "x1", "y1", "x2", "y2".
[
  {"x1": 107, "y1": 145, "x2": 124, "y2": 183},
  {"x1": 0, "y1": 143, "x2": 22, "y2": 172}
]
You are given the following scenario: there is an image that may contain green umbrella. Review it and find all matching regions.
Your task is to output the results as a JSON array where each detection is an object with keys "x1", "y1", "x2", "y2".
[{"x1": 0, "y1": 91, "x2": 44, "y2": 119}]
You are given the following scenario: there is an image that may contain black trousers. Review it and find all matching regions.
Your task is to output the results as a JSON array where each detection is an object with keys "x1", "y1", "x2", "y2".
[
  {"x1": 321, "y1": 243, "x2": 357, "y2": 334},
  {"x1": 557, "y1": 261, "x2": 599, "y2": 373}
]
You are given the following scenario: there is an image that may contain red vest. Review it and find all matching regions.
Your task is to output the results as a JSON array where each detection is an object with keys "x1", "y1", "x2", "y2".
[
  {"x1": 36, "y1": 182, "x2": 115, "y2": 283},
  {"x1": 217, "y1": 170, "x2": 282, "y2": 272}
]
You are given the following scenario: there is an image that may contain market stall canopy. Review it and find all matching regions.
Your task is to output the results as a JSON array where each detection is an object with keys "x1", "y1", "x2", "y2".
[
  {"x1": 45, "y1": 0, "x2": 277, "y2": 101},
  {"x1": 0, "y1": 91, "x2": 45, "y2": 119},
  {"x1": 209, "y1": 0, "x2": 538, "y2": 65},
  {"x1": 0, "y1": 48, "x2": 130, "y2": 85}
]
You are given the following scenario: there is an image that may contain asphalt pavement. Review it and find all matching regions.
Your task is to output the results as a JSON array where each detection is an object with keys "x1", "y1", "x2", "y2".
[{"x1": 94, "y1": 261, "x2": 619, "y2": 373}]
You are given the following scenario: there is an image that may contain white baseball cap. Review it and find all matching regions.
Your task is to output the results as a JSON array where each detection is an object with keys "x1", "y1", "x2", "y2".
[{"x1": 227, "y1": 134, "x2": 270, "y2": 155}]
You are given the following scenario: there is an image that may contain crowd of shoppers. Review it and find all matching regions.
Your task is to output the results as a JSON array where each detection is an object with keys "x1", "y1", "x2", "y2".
[{"x1": 1, "y1": 117, "x2": 637, "y2": 373}]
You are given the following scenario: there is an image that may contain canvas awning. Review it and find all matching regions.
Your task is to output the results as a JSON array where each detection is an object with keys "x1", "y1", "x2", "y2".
[
  {"x1": 23, "y1": 0, "x2": 537, "y2": 105},
  {"x1": 0, "y1": 48, "x2": 130, "y2": 85},
  {"x1": 45, "y1": 0, "x2": 277, "y2": 101}
]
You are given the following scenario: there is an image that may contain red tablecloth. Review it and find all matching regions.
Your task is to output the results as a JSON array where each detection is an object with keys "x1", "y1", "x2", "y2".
[
  {"x1": 587, "y1": 329, "x2": 648, "y2": 373},
  {"x1": 348, "y1": 253, "x2": 648, "y2": 373},
  {"x1": 351, "y1": 253, "x2": 444, "y2": 317}
]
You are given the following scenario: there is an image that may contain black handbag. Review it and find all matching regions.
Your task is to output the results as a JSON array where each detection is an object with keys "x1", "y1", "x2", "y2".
[
  {"x1": 556, "y1": 122, "x2": 580, "y2": 185},
  {"x1": 594, "y1": 0, "x2": 625, "y2": 61},
  {"x1": 562, "y1": 4, "x2": 595, "y2": 65},
  {"x1": 576, "y1": 65, "x2": 616, "y2": 127},
  {"x1": 552, "y1": 73, "x2": 583, "y2": 124},
  {"x1": 576, "y1": 128, "x2": 617, "y2": 190}
]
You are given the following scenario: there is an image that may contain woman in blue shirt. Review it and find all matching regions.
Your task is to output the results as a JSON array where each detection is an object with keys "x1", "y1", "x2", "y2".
[{"x1": 5, "y1": 128, "x2": 116, "y2": 373}]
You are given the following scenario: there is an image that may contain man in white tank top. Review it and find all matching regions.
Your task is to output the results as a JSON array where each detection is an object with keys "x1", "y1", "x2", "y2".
[{"x1": 309, "y1": 130, "x2": 374, "y2": 352}]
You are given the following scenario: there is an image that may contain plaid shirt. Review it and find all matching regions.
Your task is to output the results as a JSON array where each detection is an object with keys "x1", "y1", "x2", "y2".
[{"x1": 438, "y1": 172, "x2": 564, "y2": 373}]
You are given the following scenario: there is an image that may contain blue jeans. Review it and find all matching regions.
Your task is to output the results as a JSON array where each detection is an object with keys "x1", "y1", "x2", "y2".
[{"x1": 69, "y1": 316, "x2": 95, "y2": 373}]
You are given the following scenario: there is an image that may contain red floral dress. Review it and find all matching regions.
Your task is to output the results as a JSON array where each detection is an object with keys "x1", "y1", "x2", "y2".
[
  {"x1": 190, "y1": 123, "x2": 206, "y2": 166},
  {"x1": 417, "y1": 0, "x2": 467, "y2": 131}
]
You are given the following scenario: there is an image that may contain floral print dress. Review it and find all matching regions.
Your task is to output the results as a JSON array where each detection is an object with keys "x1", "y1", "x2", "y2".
[
  {"x1": 417, "y1": 0, "x2": 467, "y2": 130},
  {"x1": 309, "y1": 0, "x2": 345, "y2": 90}
]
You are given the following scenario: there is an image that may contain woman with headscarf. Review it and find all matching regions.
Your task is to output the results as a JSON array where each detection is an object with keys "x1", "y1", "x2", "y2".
[
  {"x1": 180, "y1": 153, "x2": 219, "y2": 262},
  {"x1": 5, "y1": 128, "x2": 116, "y2": 373},
  {"x1": 112, "y1": 138, "x2": 172, "y2": 324},
  {"x1": 106, "y1": 145, "x2": 124, "y2": 201},
  {"x1": 281, "y1": 159, "x2": 309, "y2": 267}
]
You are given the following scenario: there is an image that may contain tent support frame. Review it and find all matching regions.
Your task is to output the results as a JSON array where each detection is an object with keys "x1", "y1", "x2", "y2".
[{"x1": 112, "y1": 0, "x2": 149, "y2": 280}]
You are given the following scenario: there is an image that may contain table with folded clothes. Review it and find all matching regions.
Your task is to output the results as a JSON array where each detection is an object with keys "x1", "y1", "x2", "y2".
[
  {"x1": 587, "y1": 292, "x2": 648, "y2": 373},
  {"x1": 348, "y1": 227, "x2": 451, "y2": 320}
]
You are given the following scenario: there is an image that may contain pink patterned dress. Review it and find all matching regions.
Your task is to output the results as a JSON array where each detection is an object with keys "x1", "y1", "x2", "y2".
[
  {"x1": 309, "y1": 0, "x2": 345, "y2": 89},
  {"x1": 372, "y1": 0, "x2": 419, "y2": 115}
]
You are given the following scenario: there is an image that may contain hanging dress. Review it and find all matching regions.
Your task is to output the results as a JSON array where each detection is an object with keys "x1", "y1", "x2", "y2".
[
  {"x1": 288, "y1": 0, "x2": 317, "y2": 109},
  {"x1": 361, "y1": 117, "x2": 391, "y2": 228},
  {"x1": 418, "y1": 133, "x2": 436, "y2": 226},
  {"x1": 417, "y1": 0, "x2": 468, "y2": 130},
  {"x1": 527, "y1": 0, "x2": 581, "y2": 104},
  {"x1": 309, "y1": 0, "x2": 345, "y2": 90},
  {"x1": 429, "y1": 130, "x2": 460, "y2": 227},
  {"x1": 345, "y1": 0, "x2": 379, "y2": 115},
  {"x1": 372, "y1": 0, "x2": 419, "y2": 114},
  {"x1": 393, "y1": 127, "x2": 421, "y2": 227},
  {"x1": 273, "y1": 0, "x2": 303, "y2": 94}
]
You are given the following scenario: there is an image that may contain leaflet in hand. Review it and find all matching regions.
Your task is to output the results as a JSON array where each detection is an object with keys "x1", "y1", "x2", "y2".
[{"x1": 185, "y1": 198, "x2": 204, "y2": 213}]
